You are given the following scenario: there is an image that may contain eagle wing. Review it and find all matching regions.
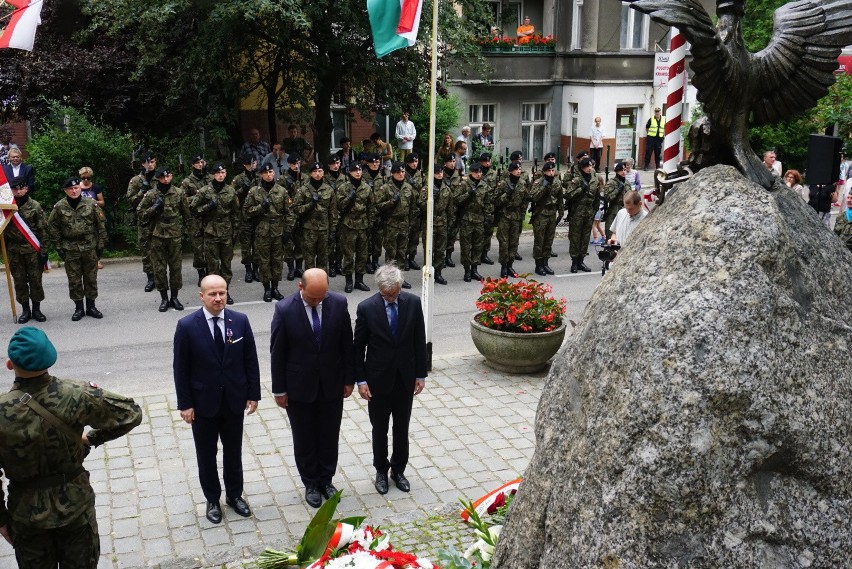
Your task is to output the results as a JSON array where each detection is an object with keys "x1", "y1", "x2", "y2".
[
  {"x1": 628, "y1": 0, "x2": 735, "y2": 123},
  {"x1": 751, "y1": 0, "x2": 852, "y2": 125}
]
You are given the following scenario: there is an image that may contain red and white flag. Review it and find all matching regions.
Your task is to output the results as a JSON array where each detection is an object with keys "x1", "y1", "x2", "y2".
[
  {"x1": 0, "y1": 167, "x2": 41, "y2": 251},
  {"x1": 0, "y1": 0, "x2": 43, "y2": 52}
]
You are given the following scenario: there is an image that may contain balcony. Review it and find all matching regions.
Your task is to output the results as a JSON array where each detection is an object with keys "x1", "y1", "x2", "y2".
[{"x1": 478, "y1": 35, "x2": 557, "y2": 55}]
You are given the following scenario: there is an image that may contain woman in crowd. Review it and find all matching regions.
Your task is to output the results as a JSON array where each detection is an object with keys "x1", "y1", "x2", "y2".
[
  {"x1": 79, "y1": 166, "x2": 107, "y2": 269},
  {"x1": 783, "y1": 169, "x2": 807, "y2": 202}
]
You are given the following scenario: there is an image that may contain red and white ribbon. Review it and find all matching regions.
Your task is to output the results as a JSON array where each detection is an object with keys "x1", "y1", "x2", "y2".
[
  {"x1": 663, "y1": 28, "x2": 686, "y2": 173},
  {"x1": 0, "y1": 168, "x2": 40, "y2": 251},
  {"x1": 461, "y1": 478, "x2": 522, "y2": 522}
]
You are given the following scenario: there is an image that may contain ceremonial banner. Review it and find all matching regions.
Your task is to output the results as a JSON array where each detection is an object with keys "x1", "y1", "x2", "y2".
[
  {"x1": 0, "y1": 0, "x2": 43, "y2": 52},
  {"x1": 367, "y1": 0, "x2": 423, "y2": 58}
]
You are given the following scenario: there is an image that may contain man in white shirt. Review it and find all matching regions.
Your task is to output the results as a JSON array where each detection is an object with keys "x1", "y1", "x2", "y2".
[
  {"x1": 395, "y1": 112, "x2": 417, "y2": 162},
  {"x1": 608, "y1": 190, "x2": 647, "y2": 246},
  {"x1": 457, "y1": 126, "x2": 471, "y2": 161}
]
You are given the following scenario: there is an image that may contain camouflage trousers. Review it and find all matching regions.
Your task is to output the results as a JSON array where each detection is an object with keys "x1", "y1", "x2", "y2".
[
  {"x1": 150, "y1": 235, "x2": 183, "y2": 292},
  {"x1": 445, "y1": 225, "x2": 458, "y2": 254},
  {"x1": 339, "y1": 225, "x2": 369, "y2": 276},
  {"x1": 12, "y1": 504, "x2": 98, "y2": 569},
  {"x1": 497, "y1": 217, "x2": 521, "y2": 265},
  {"x1": 138, "y1": 224, "x2": 153, "y2": 274},
  {"x1": 407, "y1": 215, "x2": 423, "y2": 257},
  {"x1": 64, "y1": 249, "x2": 99, "y2": 301},
  {"x1": 8, "y1": 248, "x2": 45, "y2": 304},
  {"x1": 302, "y1": 228, "x2": 328, "y2": 270},
  {"x1": 254, "y1": 232, "x2": 284, "y2": 282},
  {"x1": 481, "y1": 218, "x2": 496, "y2": 257},
  {"x1": 284, "y1": 230, "x2": 302, "y2": 261},
  {"x1": 240, "y1": 222, "x2": 256, "y2": 266},
  {"x1": 569, "y1": 208, "x2": 595, "y2": 258},
  {"x1": 190, "y1": 227, "x2": 206, "y2": 270},
  {"x1": 383, "y1": 224, "x2": 408, "y2": 266},
  {"x1": 370, "y1": 225, "x2": 384, "y2": 260},
  {"x1": 531, "y1": 211, "x2": 557, "y2": 260},
  {"x1": 458, "y1": 221, "x2": 484, "y2": 267},
  {"x1": 205, "y1": 238, "x2": 234, "y2": 285},
  {"x1": 420, "y1": 224, "x2": 447, "y2": 270}
]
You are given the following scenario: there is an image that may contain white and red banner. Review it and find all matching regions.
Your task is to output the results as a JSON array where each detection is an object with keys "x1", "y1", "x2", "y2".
[
  {"x1": 0, "y1": 166, "x2": 41, "y2": 251},
  {"x1": 0, "y1": 0, "x2": 43, "y2": 52},
  {"x1": 367, "y1": 0, "x2": 423, "y2": 58}
]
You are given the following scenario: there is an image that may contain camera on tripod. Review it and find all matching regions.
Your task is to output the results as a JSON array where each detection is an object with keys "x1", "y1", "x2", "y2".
[{"x1": 597, "y1": 243, "x2": 621, "y2": 262}]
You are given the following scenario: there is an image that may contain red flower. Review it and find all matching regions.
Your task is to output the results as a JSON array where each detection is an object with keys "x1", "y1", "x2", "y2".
[{"x1": 486, "y1": 492, "x2": 506, "y2": 514}]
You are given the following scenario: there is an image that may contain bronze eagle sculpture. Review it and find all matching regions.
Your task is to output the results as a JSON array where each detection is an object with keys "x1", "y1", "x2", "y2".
[{"x1": 630, "y1": 0, "x2": 852, "y2": 189}]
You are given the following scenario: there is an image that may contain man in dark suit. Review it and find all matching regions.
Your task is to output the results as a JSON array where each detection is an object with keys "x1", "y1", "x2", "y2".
[
  {"x1": 270, "y1": 268, "x2": 354, "y2": 507},
  {"x1": 173, "y1": 274, "x2": 260, "y2": 523},
  {"x1": 354, "y1": 264, "x2": 427, "y2": 495},
  {"x1": 2, "y1": 148, "x2": 35, "y2": 194}
]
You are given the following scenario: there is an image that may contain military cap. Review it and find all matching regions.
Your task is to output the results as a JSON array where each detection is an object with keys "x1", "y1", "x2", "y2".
[
  {"x1": 8, "y1": 327, "x2": 57, "y2": 372},
  {"x1": 510, "y1": 151, "x2": 523, "y2": 161},
  {"x1": 348, "y1": 163, "x2": 362, "y2": 173},
  {"x1": 258, "y1": 162, "x2": 275, "y2": 173},
  {"x1": 328, "y1": 155, "x2": 341, "y2": 164},
  {"x1": 542, "y1": 161, "x2": 556, "y2": 171},
  {"x1": 579, "y1": 157, "x2": 593, "y2": 168},
  {"x1": 433, "y1": 164, "x2": 443, "y2": 174},
  {"x1": 287, "y1": 154, "x2": 301, "y2": 164},
  {"x1": 191, "y1": 155, "x2": 204, "y2": 164},
  {"x1": 442, "y1": 154, "x2": 456, "y2": 164},
  {"x1": 142, "y1": 152, "x2": 156, "y2": 162},
  {"x1": 576, "y1": 150, "x2": 589, "y2": 160},
  {"x1": 154, "y1": 166, "x2": 172, "y2": 178},
  {"x1": 478, "y1": 153, "x2": 492, "y2": 161},
  {"x1": 210, "y1": 162, "x2": 226, "y2": 173},
  {"x1": 9, "y1": 176, "x2": 26, "y2": 189},
  {"x1": 468, "y1": 163, "x2": 482, "y2": 173},
  {"x1": 240, "y1": 153, "x2": 255, "y2": 164},
  {"x1": 614, "y1": 161, "x2": 626, "y2": 172},
  {"x1": 508, "y1": 161, "x2": 521, "y2": 171},
  {"x1": 544, "y1": 152, "x2": 557, "y2": 161},
  {"x1": 309, "y1": 162, "x2": 323, "y2": 172},
  {"x1": 405, "y1": 153, "x2": 419, "y2": 164},
  {"x1": 63, "y1": 177, "x2": 80, "y2": 188},
  {"x1": 390, "y1": 162, "x2": 404, "y2": 174}
]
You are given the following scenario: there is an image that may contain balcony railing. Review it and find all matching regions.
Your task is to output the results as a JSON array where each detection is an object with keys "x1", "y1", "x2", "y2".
[{"x1": 478, "y1": 35, "x2": 556, "y2": 54}]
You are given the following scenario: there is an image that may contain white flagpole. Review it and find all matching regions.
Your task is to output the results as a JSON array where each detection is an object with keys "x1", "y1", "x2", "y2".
[{"x1": 421, "y1": 0, "x2": 440, "y2": 370}]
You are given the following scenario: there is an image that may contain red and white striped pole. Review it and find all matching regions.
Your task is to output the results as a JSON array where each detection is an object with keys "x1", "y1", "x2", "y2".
[{"x1": 663, "y1": 28, "x2": 686, "y2": 173}]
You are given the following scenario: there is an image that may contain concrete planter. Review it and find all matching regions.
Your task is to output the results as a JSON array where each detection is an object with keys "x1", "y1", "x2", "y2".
[{"x1": 470, "y1": 316, "x2": 567, "y2": 374}]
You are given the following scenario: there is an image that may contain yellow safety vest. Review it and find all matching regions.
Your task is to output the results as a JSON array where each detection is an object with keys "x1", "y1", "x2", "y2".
[{"x1": 647, "y1": 116, "x2": 665, "y2": 138}]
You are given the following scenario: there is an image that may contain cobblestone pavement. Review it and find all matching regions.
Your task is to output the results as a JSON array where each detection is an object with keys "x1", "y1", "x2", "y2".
[{"x1": 0, "y1": 352, "x2": 547, "y2": 568}]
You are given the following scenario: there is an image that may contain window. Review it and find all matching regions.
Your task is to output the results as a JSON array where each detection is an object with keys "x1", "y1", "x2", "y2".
[
  {"x1": 569, "y1": 103, "x2": 579, "y2": 158},
  {"x1": 469, "y1": 103, "x2": 497, "y2": 138},
  {"x1": 487, "y1": 1, "x2": 522, "y2": 34},
  {"x1": 330, "y1": 107, "x2": 347, "y2": 151},
  {"x1": 521, "y1": 103, "x2": 548, "y2": 160},
  {"x1": 620, "y1": 2, "x2": 648, "y2": 50},
  {"x1": 572, "y1": 0, "x2": 583, "y2": 50}
]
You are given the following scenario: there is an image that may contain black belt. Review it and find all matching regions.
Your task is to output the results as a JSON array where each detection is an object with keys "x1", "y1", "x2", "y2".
[{"x1": 9, "y1": 466, "x2": 84, "y2": 490}]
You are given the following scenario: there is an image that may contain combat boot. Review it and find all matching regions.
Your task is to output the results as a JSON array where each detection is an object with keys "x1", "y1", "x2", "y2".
[
  {"x1": 72, "y1": 300, "x2": 85, "y2": 321},
  {"x1": 408, "y1": 254, "x2": 420, "y2": 270},
  {"x1": 293, "y1": 259, "x2": 304, "y2": 278},
  {"x1": 85, "y1": 298, "x2": 103, "y2": 319},
  {"x1": 577, "y1": 257, "x2": 591, "y2": 272},
  {"x1": 197, "y1": 268, "x2": 207, "y2": 287},
  {"x1": 570, "y1": 257, "x2": 579, "y2": 273},
  {"x1": 365, "y1": 259, "x2": 375, "y2": 274},
  {"x1": 329, "y1": 261, "x2": 338, "y2": 278},
  {"x1": 355, "y1": 274, "x2": 370, "y2": 291},
  {"x1": 144, "y1": 273, "x2": 155, "y2": 292},
  {"x1": 480, "y1": 254, "x2": 494, "y2": 265},
  {"x1": 514, "y1": 252, "x2": 523, "y2": 261},
  {"x1": 507, "y1": 264, "x2": 519, "y2": 278},
  {"x1": 286, "y1": 260, "x2": 296, "y2": 281},
  {"x1": 253, "y1": 264, "x2": 261, "y2": 282},
  {"x1": 499, "y1": 264, "x2": 508, "y2": 278},
  {"x1": 463, "y1": 265, "x2": 472, "y2": 282},
  {"x1": 244, "y1": 264, "x2": 254, "y2": 283},
  {"x1": 445, "y1": 252, "x2": 456, "y2": 268},
  {"x1": 344, "y1": 274, "x2": 354, "y2": 293},
  {"x1": 170, "y1": 291, "x2": 184, "y2": 311},
  {"x1": 543, "y1": 260, "x2": 555, "y2": 275},
  {"x1": 263, "y1": 283, "x2": 272, "y2": 302},
  {"x1": 31, "y1": 301, "x2": 46, "y2": 322},
  {"x1": 535, "y1": 259, "x2": 547, "y2": 276},
  {"x1": 470, "y1": 265, "x2": 483, "y2": 281},
  {"x1": 550, "y1": 251, "x2": 558, "y2": 258},
  {"x1": 434, "y1": 269, "x2": 447, "y2": 285},
  {"x1": 158, "y1": 290, "x2": 170, "y2": 312},
  {"x1": 226, "y1": 293, "x2": 235, "y2": 305},
  {"x1": 402, "y1": 280, "x2": 412, "y2": 289},
  {"x1": 271, "y1": 282, "x2": 284, "y2": 300},
  {"x1": 17, "y1": 301, "x2": 31, "y2": 324}
]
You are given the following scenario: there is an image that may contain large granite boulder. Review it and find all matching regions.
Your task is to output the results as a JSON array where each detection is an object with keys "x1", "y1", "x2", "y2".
[{"x1": 493, "y1": 166, "x2": 852, "y2": 568}]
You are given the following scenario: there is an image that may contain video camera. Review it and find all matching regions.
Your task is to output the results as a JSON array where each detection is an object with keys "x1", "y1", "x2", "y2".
[{"x1": 597, "y1": 242, "x2": 621, "y2": 263}]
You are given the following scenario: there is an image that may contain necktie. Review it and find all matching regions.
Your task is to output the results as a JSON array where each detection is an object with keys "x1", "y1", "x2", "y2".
[
  {"x1": 212, "y1": 316, "x2": 225, "y2": 354},
  {"x1": 389, "y1": 302, "x2": 398, "y2": 339},
  {"x1": 311, "y1": 306, "x2": 322, "y2": 344}
]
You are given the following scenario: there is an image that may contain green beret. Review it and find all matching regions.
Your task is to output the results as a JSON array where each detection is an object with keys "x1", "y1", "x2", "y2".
[{"x1": 7, "y1": 327, "x2": 57, "y2": 372}]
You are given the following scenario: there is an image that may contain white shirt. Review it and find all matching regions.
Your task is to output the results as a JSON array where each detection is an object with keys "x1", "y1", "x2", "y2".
[
  {"x1": 589, "y1": 126, "x2": 604, "y2": 148},
  {"x1": 301, "y1": 292, "x2": 323, "y2": 325},
  {"x1": 610, "y1": 207, "x2": 647, "y2": 246},
  {"x1": 202, "y1": 307, "x2": 225, "y2": 339},
  {"x1": 395, "y1": 120, "x2": 417, "y2": 150},
  {"x1": 457, "y1": 134, "x2": 470, "y2": 158}
]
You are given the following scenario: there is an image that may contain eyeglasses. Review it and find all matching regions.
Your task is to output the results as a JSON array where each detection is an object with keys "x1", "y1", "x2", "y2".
[{"x1": 80, "y1": 176, "x2": 92, "y2": 180}]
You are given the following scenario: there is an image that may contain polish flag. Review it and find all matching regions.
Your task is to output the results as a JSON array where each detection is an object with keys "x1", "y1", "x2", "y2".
[{"x1": 0, "y1": 0, "x2": 43, "y2": 52}]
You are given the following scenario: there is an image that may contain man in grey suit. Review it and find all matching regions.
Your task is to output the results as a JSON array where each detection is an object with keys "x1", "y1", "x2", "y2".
[
  {"x1": 354, "y1": 264, "x2": 427, "y2": 495},
  {"x1": 270, "y1": 268, "x2": 354, "y2": 507}
]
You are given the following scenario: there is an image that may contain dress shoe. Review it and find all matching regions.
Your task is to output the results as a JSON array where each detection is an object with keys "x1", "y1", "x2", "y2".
[
  {"x1": 226, "y1": 496, "x2": 251, "y2": 517},
  {"x1": 401, "y1": 280, "x2": 412, "y2": 289},
  {"x1": 390, "y1": 471, "x2": 410, "y2": 492},
  {"x1": 319, "y1": 484, "x2": 338, "y2": 500},
  {"x1": 305, "y1": 486, "x2": 322, "y2": 508},
  {"x1": 206, "y1": 501, "x2": 222, "y2": 524},
  {"x1": 374, "y1": 472, "x2": 389, "y2": 495},
  {"x1": 226, "y1": 293, "x2": 235, "y2": 305}
]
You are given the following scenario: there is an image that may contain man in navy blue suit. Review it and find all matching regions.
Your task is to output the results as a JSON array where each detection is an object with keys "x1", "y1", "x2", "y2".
[
  {"x1": 173, "y1": 274, "x2": 260, "y2": 523},
  {"x1": 2, "y1": 148, "x2": 35, "y2": 194},
  {"x1": 270, "y1": 267, "x2": 354, "y2": 508},
  {"x1": 354, "y1": 264, "x2": 427, "y2": 495}
]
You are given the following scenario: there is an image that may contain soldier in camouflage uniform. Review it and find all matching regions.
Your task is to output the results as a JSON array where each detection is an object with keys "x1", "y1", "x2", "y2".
[
  {"x1": 324, "y1": 156, "x2": 346, "y2": 277},
  {"x1": 190, "y1": 162, "x2": 240, "y2": 304},
  {"x1": 231, "y1": 154, "x2": 260, "y2": 284},
  {"x1": 6, "y1": 177, "x2": 48, "y2": 323},
  {"x1": 138, "y1": 167, "x2": 193, "y2": 312},
  {"x1": 374, "y1": 162, "x2": 416, "y2": 288},
  {"x1": 280, "y1": 154, "x2": 306, "y2": 280},
  {"x1": 335, "y1": 163, "x2": 373, "y2": 293},
  {"x1": 403, "y1": 153, "x2": 424, "y2": 271},
  {"x1": 420, "y1": 164, "x2": 453, "y2": 285},
  {"x1": 495, "y1": 162, "x2": 530, "y2": 278},
  {"x1": 564, "y1": 157, "x2": 599, "y2": 273},
  {"x1": 477, "y1": 153, "x2": 499, "y2": 266},
  {"x1": 363, "y1": 154, "x2": 385, "y2": 274},
  {"x1": 126, "y1": 152, "x2": 158, "y2": 292},
  {"x1": 289, "y1": 162, "x2": 337, "y2": 271},
  {"x1": 180, "y1": 155, "x2": 211, "y2": 286},
  {"x1": 504, "y1": 151, "x2": 529, "y2": 263},
  {"x1": 602, "y1": 162, "x2": 631, "y2": 240},
  {"x1": 441, "y1": 154, "x2": 462, "y2": 268},
  {"x1": 528, "y1": 161, "x2": 564, "y2": 276},
  {"x1": 0, "y1": 327, "x2": 142, "y2": 569},
  {"x1": 47, "y1": 177, "x2": 107, "y2": 321},
  {"x1": 243, "y1": 162, "x2": 288, "y2": 302},
  {"x1": 454, "y1": 163, "x2": 489, "y2": 283}
]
